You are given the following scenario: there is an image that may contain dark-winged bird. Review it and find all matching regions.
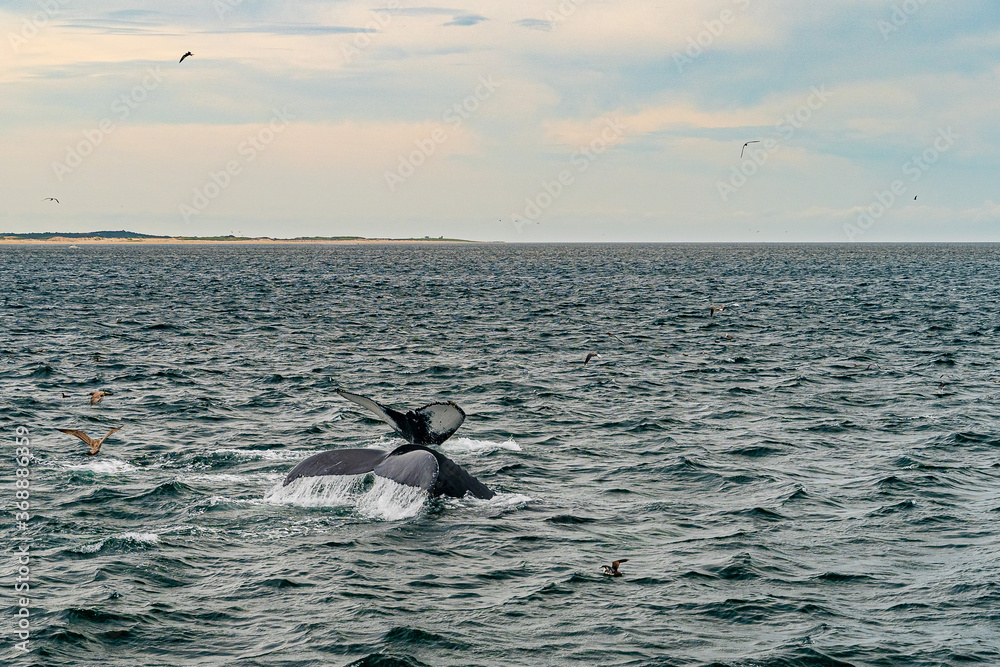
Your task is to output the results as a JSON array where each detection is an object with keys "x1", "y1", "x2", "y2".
[
  {"x1": 602, "y1": 559, "x2": 628, "y2": 577},
  {"x1": 179, "y1": 51, "x2": 193, "y2": 63}
]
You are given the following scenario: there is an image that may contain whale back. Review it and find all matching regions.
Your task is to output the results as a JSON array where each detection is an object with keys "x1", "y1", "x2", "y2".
[
  {"x1": 431, "y1": 450, "x2": 495, "y2": 499},
  {"x1": 373, "y1": 447, "x2": 439, "y2": 492},
  {"x1": 282, "y1": 444, "x2": 494, "y2": 499},
  {"x1": 282, "y1": 448, "x2": 389, "y2": 486}
]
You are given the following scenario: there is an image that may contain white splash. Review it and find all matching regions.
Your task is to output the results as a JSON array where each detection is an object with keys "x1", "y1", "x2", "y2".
[
  {"x1": 444, "y1": 491, "x2": 533, "y2": 513},
  {"x1": 441, "y1": 436, "x2": 521, "y2": 456},
  {"x1": 208, "y1": 495, "x2": 264, "y2": 507},
  {"x1": 77, "y1": 532, "x2": 159, "y2": 554},
  {"x1": 263, "y1": 475, "x2": 368, "y2": 508},
  {"x1": 262, "y1": 474, "x2": 428, "y2": 521},
  {"x1": 486, "y1": 492, "x2": 533, "y2": 508},
  {"x1": 356, "y1": 476, "x2": 428, "y2": 521},
  {"x1": 160, "y1": 524, "x2": 220, "y2": 536},
  {"x1": 65, "y1": 458, "x2": 136, "y2": 474},
  {"x1": 186, "y1": 472, "x2": 282, "y2": 484},
  {"x1": 210, "y1": 448, "x2": 307, "y2": 461}
]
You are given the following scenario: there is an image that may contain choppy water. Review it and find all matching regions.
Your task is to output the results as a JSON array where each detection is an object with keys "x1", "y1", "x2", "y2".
[{"x1": 2, "y1": 243, "x2": 1000, "y2": 667}]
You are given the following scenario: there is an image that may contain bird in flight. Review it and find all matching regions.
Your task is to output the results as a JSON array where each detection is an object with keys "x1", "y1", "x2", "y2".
[
  {"x1": 740, "y1": 141, "x2": 760, "y2": 158},
  {"x1": 584, "y1": 352, "x2": 600, "y2": 365},
  {"x1": 58, "y1": 427, "x2": 121, "y2": 456},
  {"x1": 90, "y1": 390, "x2": 113, "y2": 405},
  {"x1": 709, "y1": 305, "x2": 726, "y2": 317},
  {"x1": 179, "y1": 51, "x2": 193, "y2": 63},
  {"x1": 601, "y1": 559, "x2": 628, "y2": 577},
  {"x1": 606, "y1": 332, "x2": 626, "y2": 344},
  {"x1": 43, "y1": 197, "x2": 59, "y2": 203}
]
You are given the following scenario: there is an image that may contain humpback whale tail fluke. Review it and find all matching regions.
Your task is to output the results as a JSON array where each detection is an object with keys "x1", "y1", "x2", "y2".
[
  {"x1": 282, "y1": 443, "x2": 494, "y2": 499},
  {"x1": 335, "y1": 388, "x2": 466, "y2": 445},
  {"x1": 282, "y1": 390, "x2": 494, "y2": 499}
]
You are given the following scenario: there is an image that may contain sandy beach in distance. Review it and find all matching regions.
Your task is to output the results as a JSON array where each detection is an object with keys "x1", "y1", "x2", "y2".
[{"x1": 0, "y1": 236, "x2": 482, "y2": 245}]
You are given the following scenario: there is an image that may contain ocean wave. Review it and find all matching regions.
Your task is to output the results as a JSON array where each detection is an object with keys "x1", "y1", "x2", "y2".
[
  {"x1": 185, "y1": 472, "x2": 283, "y2": 484},
  {"x1": 75, "y1": 532, "x2": 159, "y2": 554},
  {"x1": 63, "y1": 458, "x2": 136, "y2": 474},
  {"x1": 209, "y1": 448, "x2": 310, "y2": 461},
  {"x1": 440, "y1": 436, "x2": 522, "y2": 456}
]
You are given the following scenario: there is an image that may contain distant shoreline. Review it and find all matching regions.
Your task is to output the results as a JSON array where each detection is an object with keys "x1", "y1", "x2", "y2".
[{"x1": 0, "y1": 236, "x2": 483, "y2": 245}]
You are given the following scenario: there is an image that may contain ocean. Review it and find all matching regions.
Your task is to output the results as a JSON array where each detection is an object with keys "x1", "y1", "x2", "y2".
[{"x1": 2, "y1": 242, "x2": 999, "y2": 666}]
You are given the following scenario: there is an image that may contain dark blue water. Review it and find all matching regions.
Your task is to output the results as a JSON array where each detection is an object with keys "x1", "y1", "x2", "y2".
[{"x1": 2, "y1": 243, "x2": 999, "y2": 666}]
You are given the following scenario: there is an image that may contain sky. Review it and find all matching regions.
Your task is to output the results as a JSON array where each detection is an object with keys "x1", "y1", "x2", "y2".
[{"x1": 2, "y1": 0, "x2": 999, "y2": 242}]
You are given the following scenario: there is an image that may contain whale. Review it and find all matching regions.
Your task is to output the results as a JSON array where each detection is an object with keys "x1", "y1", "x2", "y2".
[{"x1": 283, "y1": 389, "x2": 494, "y2": 500}]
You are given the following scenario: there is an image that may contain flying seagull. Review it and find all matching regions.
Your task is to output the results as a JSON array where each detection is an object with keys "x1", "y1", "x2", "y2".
[
  {"x1": 584, "y1": 352, "x2": 600, "y2": 365},
  {"x1": 90, "y1": 390, "x2": 113, "y2": 405},
  {"x1": 740, "y1": 141, "x2": 760, "y2": 158},
  {"x1": 43, "y1": 197, "x2": 59, "y2": 203},
  {"x1": 179, "y1": 51, "x2": 193, "y2": 63},
  {"x1": 57, "y1": 427, "x2": 121, "y2": 456},
  {"x1": 709, "y1": 305, "x2": 726, "y2": 317},
  {"x1": 601, "y1": 559, "x2": 628, "y2": 577},
  {"x1": 606, "y1": 332, "x2": 626, "y2": 344}
]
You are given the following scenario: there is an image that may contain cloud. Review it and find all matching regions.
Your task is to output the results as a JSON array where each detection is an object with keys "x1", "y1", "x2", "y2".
[
  {"x1": 444, "y1": 14, "x2": 487, "y2": 27},
  {"x1": 4, "y1": 0, "x2": 1000, "y2": 240},
  {"x1": 515, "y1": 18, "x2": 553, "y2": 32}
]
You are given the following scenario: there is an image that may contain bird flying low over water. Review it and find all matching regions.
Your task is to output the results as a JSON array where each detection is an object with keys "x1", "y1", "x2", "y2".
[
  {"x1": 602, "y1": 559, "x2": 628, "y2": 577},
  {"x1": 43, "y1": 197, "x2": 59, "y2": 203},
  {"x1": 90, "y1": 390, "x2": 113, "y2": 405},
  {"x1": 58, "y1": 427, "x2": 121, "y2": 456},
  {"x1": 741, "y1": 141, "x2": 760, "y2": 158},
  {"x1": 584, "y1": 352, "x2": 600, "y2": 365},
  {"x1": 179, "y1": 51, "x2": 193, "y2": 63},
  {"x1": 709, "y1": 305, "x2": 726, "y2": 317}
]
